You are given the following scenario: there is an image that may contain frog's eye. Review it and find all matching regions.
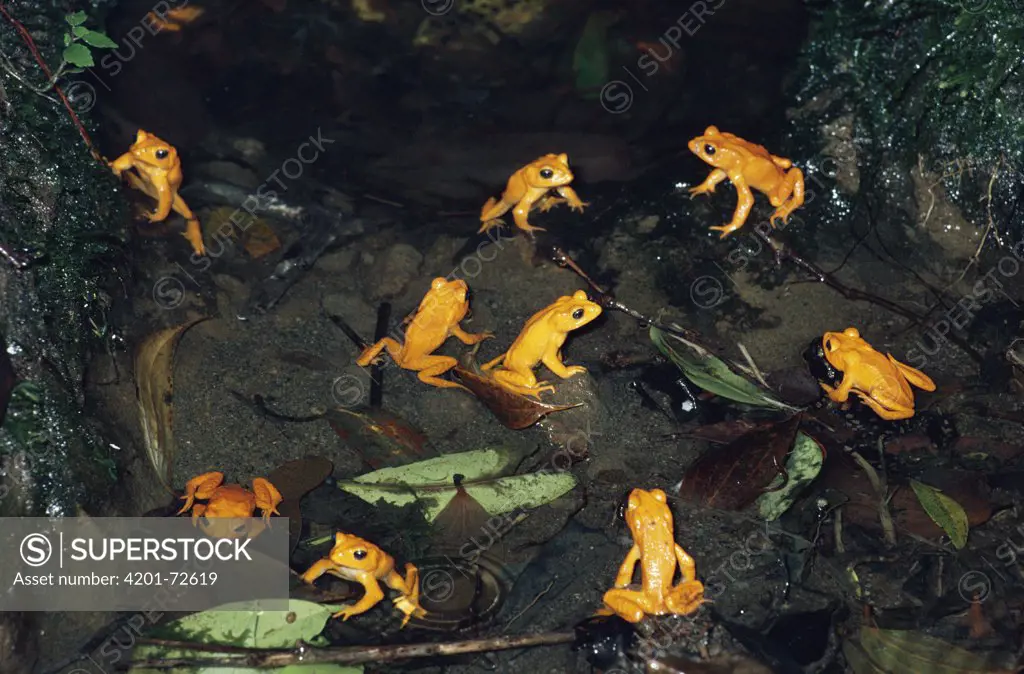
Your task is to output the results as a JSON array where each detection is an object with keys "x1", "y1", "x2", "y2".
[
  {"x1": 825, "y1": 337, "x2": 838, "y2": 352},
  {"x1": 572, "y1": 308, "x2": 585, "y2": 320},
  {"x1": 703, "y1": 144, "x2": 716, "y2": 156},
  {"x1": 540, "y1": 168, "x2": 554, "y2": 179},
  {"x1": 155, "y1": 149, "x2": 169, "y2": 159},
  {"x1": 353, "y1": 549, "x2": 368, "y2": 560}
]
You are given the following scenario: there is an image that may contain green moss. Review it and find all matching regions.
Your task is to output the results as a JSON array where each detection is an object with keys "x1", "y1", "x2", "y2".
[
  {"x1": 794, "y1": 0, "x2": 1023, "y2": 239},
  {"x1": 0, "y1": 0, "x2": 127, "y2": 515}
]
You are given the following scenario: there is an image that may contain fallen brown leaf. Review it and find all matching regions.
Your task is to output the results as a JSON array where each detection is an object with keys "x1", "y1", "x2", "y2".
[
  {"x1": 677, "y1": 415, "x2": 801, "y2": 510},
  {"x1": 326, "y1": 406, "x2": 431, "y2": 469},
  {"x1": 267, "y1": 456, "x2": 334, "y2": 555},
  {"x1": 135, "y1": 317, "x2": 210, "y2": 492},
  {"x1": 453, "y1": 367, "x2": 581, "y2": 430}
]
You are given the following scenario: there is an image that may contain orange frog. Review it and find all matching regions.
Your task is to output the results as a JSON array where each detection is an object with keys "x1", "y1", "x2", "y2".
[
  {"x1": 481, "y1": 290, "x2": 601, "y2": 398},
  {"x1": 602, "y1": 488, "x2": 705, "y2": 623},
  {"x1": 356, "y1": 277, "x2": 492, "y2": 390},
  {"x1": 301, "y1": 531, "x2": 425, "y2": 627},
  {"x1": 820, "y1": 327, "x2": 936, "y2": 421},
  {"x1": 109, "y1": 129, "x2": 205, "y2": 255},
  {"x1": 688, "y1": 125, "x2": 804, "y2": 238},
  {"x1": 479, "y1": 153, "x2": 588, "y2": 235},
  {"x1": 176, "y1": 471, "x2": 283, "y2": 538}
]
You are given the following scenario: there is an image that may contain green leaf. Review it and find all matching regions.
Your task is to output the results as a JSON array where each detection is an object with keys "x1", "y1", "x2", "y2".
[
  {"x1": 130, "y1": 599, "x2": 362, "y2": 674},
  {"x1": 756, "y1": 433, "x2": 825, "y2": 521},
  {"x1": 352, "y1": 447, "x2": 514, "y2": 485},
  {"x1": 65, "y1": 11, "x2": 88, "y2": 25},
  {"x1": 79, "y1": 29, "x2": 118, "y2": 49},
  {"x1": 63, "y1": 32, "x2": 72, "y2": 47},
  {"x1": 337, "y1": 449, "x2": 578, "y2": 522},
  {"x1": 650, "y1": 326, "x2": 800, "y2": 411},
  {"x1": 852, "y1": 627, "x2": 1016, "y2": 673},
  {"x1": 62, "y1": 43, "x2": 94, "y2": 68},
  {"x1": 909, "y1": 480, "x2": 969, "y2": 549}
]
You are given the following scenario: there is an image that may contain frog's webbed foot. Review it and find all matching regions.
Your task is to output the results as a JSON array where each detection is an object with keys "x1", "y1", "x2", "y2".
[
  {"x1": 178, "y1": 471, "x2": 224, "y2": 515},
  {"x1": 537, "y1": 196, "x2": 566, "y2": 213},
  {"x1": 710, "y1": 223, "x2": 743, "y2": 239},
  {"x1": 665, "y1": 580, "x2": 706, "y2": 616},
  {"x1": 478, "y1": 218, "x2": 506, "y2": 234},
  {"x1": 601, "y1": 587, "x2": 651, "y2": 624}
]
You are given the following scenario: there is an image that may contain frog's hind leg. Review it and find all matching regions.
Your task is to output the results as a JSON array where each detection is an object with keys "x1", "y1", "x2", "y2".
[
  {"x1": 356, "y1": 338, "x2": 403, "y2": 367},
  {"x1": 889, "y1": 356, "x2": 936, "y2": 392},
  {"x1": 414, "y1": 355, "x2": 466, "y2": 390},
  {"x1": 479, "y1": 197, "x2": 510, "y2": 234},
  {"x1": 602, "y1": 587, "x2": 657, "y2": 624},
  {"x1": 856, "y1": 391, "x2": 914, "y2": 421},
  {"x1": 665, "y1": 580, "x2": 706, "y2": 616},
  {"x1": 491, "y1": 368, "x2": 555, "y2": 398},
  {"x1": 769, "y1": 167, "x2": 805, "y2": 228}
]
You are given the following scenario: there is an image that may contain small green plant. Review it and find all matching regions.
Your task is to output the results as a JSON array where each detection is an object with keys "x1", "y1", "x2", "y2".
[{"x1": 56, "y1": 11, "x2": 117, "y2": 78}]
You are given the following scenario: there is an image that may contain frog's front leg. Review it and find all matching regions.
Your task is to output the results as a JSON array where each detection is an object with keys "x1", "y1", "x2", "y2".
[
  {"x1": 451, "y1": 325, "x2": 493, "y2": 346},
  {"x1": 409, "y1": 354, "x2": 466, "y2": 390},
  {"x1": 820, "y1": 374, "x2": 854, "y2": 403},
  {"x1": 541, "y1": 350, "x2": 586, "y2": 379},
  {"x1": 388, "y1": 563, "x2": 426, "y2": 627},
  {"x1": 710, "y1": 175, "x2": 754, "y2": 238},
  {"x1": 689, "y1": 168, "x2": 727, "y2": 197},
  {"x1": 299, "y1": 557, "x2": 336, "y2": 585},
  {"x1": 356, "y1": 338, "x2": 403, "y2": 367},
  {"x1": 555, "y1": 185, "x2": 589, "y2": 212},
  {"x1": 769, "y1": 167, "x2": 805, "y2": 228},
  {"x1": 109, "y1": 153, "x2": 134, "y2": 178},
  {"x1": 536, "y1": 195, "x2": 566, "y2": 213},
  {"x1": 333, "y1": 573, "x2": 385, "y2": 621},
  {"x1": 512, "y1": 198, "x2": 546, "y2": 234}
]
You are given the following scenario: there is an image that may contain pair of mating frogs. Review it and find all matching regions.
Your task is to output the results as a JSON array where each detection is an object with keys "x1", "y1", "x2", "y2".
[
  {"x1": 357, "y1": 277, "x2": 602, "y2": 398},
  {"x1": 819, "y1": 327, "x2": 935, "y2": 420}
]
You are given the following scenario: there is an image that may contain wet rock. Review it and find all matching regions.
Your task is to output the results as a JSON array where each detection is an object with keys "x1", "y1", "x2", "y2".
[
  {"x1": 316, "y1": 248, "x2": 357, "y2": 275},
  {"x1": 365, "y1": 243, "x2": 424, "y2": 301},
  {"x1": 820, "y1": 114, "x2": 859, "y2": 195},
  {"x1": 0, "y1": 612, "x2": 36, "y2": 674},
  {"x1": 910, "y1": 162, "x2": 981, "y2": 265},
  {"x1": 193, "y1": 161, "x2": 261, "y2": 189}
]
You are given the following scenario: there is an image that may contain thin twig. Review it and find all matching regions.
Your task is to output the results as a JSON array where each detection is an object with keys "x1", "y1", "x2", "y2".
[
  {"x1": 848, "y1": 450, "x2": 896, "y2": 547},
  {"x1": 736, "y1": 343, "x2": 769, "y2": 388},
  {"x1": 131, "y1": 631, "x2": 576, "y2": 669},
  {"x1": 504, "y1": 579, "x2": 554, "y2": 630}
]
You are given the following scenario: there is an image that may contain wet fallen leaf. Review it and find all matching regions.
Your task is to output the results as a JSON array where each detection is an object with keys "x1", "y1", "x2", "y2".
[
  {"x1": 0, "y1": 334, "x2": 16, "y2": 426},
  {"x1": 757, "y1": 432, "x2": 825, "y2": 521},
  {"x1": 266, "y1": 457, "x2": 334, "y2": 555},
  {"x1": 845, "y1": 627, "x2": 1019, "y2": 673},
  {"x1": 131, "y1": 599, "x2": 362, "y2": 673},
  {"x1": 821, "y1": 456, "x2": 992, "y2": 540},
  {"x1": 910, "y1": 479, "x2": 969, "y2": 549},
  {"x1": 336, "y1": 448, "x2": 578, "y2": 522},
  {"x1": 326, "y1": 406, "x2": 431, "y2": 469},
  {"x1": 678, "y1": 415, "x2": 801, "y2": 511},
  {"x1": 431, "y1": 475, "x2": 511, "y2": 571},
  {"x1": 241, "y1": 217, "x2": 281, "y2": 259},
  {"x1": 651, "y1": 326, "x2": 799, "y2": 412},
  {"x1": 135, "y1": 317, "x2": 210, "y2": 492},
  {"x1": 453, "y1": 367, "x2": 581, "y2": 430},
  {"x1": 950, "y1": 436, "x2": 1024, "y2": 463},
  {"x1": 673, "y1": 418, "x2": 763, "y2": 444}
]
